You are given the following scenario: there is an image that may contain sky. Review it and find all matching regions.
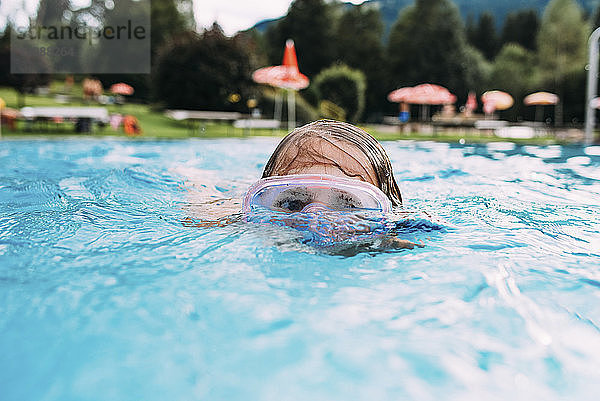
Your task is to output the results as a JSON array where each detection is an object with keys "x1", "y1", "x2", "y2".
[
  {"x1": 194, "y1": 0, "x2": 368, "y2": 36},
  {"x1": 0, "y1": 0, "x2": 367, "y2": 37}
]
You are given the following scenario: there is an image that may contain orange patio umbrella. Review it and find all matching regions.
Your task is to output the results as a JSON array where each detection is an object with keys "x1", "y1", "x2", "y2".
[{"x1": 252, "y1": 39, "x2": 309, "y2": 130}]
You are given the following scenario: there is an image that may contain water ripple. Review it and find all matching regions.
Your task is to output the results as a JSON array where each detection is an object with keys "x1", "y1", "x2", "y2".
[{"x1": 1, "y1": 138, "x2": 599, "y2": 401}]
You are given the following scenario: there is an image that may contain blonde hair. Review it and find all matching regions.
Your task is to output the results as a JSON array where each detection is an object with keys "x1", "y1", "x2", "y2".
[{"x1": 262, "y1": 120, "x2": 402, "y2": 206}]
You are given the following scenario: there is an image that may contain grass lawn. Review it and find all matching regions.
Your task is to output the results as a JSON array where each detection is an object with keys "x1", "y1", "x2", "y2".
[{"x1": 0, "y1": 86, "x2": 580, "y2": 144}]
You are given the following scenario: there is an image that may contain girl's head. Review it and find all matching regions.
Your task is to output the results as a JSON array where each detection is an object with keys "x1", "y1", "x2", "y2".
[{"x1": 262, "y1": 120, "x2": 402, "y2": 206}]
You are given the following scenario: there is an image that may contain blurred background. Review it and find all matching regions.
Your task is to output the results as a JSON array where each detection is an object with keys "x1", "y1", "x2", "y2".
[{"x1": 0, "y1": 0, "x2": 599, "y2": 139}]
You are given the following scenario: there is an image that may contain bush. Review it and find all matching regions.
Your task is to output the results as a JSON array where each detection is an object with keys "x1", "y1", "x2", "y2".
[{"x1": 313, "y1": 64, "x2": 366, "y2": 122}]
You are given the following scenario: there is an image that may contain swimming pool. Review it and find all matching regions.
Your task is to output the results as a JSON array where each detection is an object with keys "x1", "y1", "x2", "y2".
[{"x1": 1, "y1": 137, "x2": 599, "y2": 400}]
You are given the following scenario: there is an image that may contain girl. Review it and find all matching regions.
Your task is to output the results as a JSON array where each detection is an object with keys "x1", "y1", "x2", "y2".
[{"x1": 184, "y1": 120, "x2": 420, "y2": 250}]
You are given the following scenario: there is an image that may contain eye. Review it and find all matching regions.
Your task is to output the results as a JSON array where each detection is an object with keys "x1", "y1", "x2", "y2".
[
  {"x1": 331, "y1": 191, "x2": 362, "y2": 210},
  {"x1": 273, "y1": 189, "x2": 313, "y2": 212},
  {"x1": 277, "y1": 198, "x2": 308, "y2": 212}
]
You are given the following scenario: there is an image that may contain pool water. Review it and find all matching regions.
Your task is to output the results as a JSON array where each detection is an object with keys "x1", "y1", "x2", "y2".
[{"x1": 1, "y1": 137, "x2": 599, "y2": 400}]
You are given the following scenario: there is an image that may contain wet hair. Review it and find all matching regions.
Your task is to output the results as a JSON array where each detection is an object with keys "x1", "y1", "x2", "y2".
[{"x1": 262, "y1": 119, "x2": 403, "y2": 206}]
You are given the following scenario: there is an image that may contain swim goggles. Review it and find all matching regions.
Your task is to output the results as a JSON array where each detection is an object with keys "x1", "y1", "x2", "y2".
[{"x1": 242, "y1": 174, "x2": 392, "y2": 214}]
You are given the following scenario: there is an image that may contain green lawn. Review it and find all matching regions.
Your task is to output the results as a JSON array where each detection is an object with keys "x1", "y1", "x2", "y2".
[{"x1": 0, "y1": 86, "x2": 583, "y2": 144}]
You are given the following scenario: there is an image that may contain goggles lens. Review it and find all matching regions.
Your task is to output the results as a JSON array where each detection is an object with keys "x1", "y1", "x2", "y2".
[
  {"x1": 242, "y1": 174, "x2": 393, "y2": 245},
  {"x1": 243, "y1": 174, "x2": 392, "y2": 214}
]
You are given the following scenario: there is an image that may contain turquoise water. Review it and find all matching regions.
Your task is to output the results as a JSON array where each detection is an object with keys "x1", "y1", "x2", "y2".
[{"x1": 1, "y1": 137, "x2": 599, "y2": 400}]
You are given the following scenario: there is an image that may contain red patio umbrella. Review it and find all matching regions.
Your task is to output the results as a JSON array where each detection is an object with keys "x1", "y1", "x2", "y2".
[{"x1": 252, "y1": 40, "x2": 309, "y2": 130}]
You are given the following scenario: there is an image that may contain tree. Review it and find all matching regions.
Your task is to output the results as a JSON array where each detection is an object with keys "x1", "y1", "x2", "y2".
[
  {"x1": 537, "y1": 0, "x2": 589, "y2": 125},
  {"x1": 334, "y1": 3, "x2": 386, "y2": 121},
  {"x1": 489, "y1": 44, "x2": 536, "y2": 121},
  {"x1": 95, "y1": 0, "x2": 193, "y2": 102},
  {"x1": 313, "y1": 64, "x2": 367, "y2": 122},
  {"x1": 465, "y1": 14, "x2": 477, "y2": 46},
  {"x1": 0, "y1": 28, "x2": 51, "y2": 107},
  {"x1": 36, "y1": 0, "x2": 70, "y2": 26},
  {"x1": 387, "y1": 0, "x2": 485, "y2": 101},
  {"x1": 592, "y1": 4, "x2": 600, "y2": 30},
  {"x1": 151, "y1": 0, "x2": 193, "y2": 55},
  {"x1": 264, "y1": 0, "x2": 336, "y2": 78},
  {"x1": 468, "y1": 12, "x2": 499, "y2": 60},
  {"x1": 153, "y1": 24, "x2": 254, "y2": 111},
  {"x1": 500, "y1": 10, "x2": 540, "y2": 51}
]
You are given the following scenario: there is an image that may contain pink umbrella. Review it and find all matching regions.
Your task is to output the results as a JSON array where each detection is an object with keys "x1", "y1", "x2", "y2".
[
  {"x1": 110, "y1": 83, "x2": 134, "y2": 96},
  {"x1": 387, "y1": 87, "x2": 415, "y2": 103},
  {"x1": 409, "y1": 84, "x2": 456, "y2": 105},
  {"x1": 590, "y1": 97, "x2": 600, "y2": 109},
  {"x1": 388, "y1": 84, "x2": 455, "y2": 105},
  {"x1": 252, "y1": 65, "x2": 309, "y2": 91},
  {"x1": 481, "y1": 91, "x2": 513, "y2": 114},
  {"x1": 465, "y1": 91, "x2": 477, "y2": 114},
  {"x1": 388, "y1": 84, "x2": 455, "y2": 121},
  {"x1": 253, "y1": 40, "x2": 309, "y2": 130}
]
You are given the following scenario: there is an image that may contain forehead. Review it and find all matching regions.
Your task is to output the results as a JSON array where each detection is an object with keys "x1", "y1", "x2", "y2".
[{"x1": 274, "y1": 136, "x2": 378, "y2": 185}]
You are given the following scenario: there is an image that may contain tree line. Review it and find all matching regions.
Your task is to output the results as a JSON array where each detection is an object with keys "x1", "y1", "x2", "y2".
[{"x1": 0, "y1": 0, "x2": 595, "y2": 126}]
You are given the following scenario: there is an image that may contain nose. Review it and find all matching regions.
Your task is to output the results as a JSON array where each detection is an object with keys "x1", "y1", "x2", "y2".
[{"x1": 301, "y1": 202, "x2": 331, "y2": 213}]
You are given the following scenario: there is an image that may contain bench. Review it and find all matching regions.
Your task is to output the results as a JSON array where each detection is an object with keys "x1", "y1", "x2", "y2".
[
  {"x1": 233, "y1": 119, "x2": 280, "y2": 129},
  {"x1": 20, "y1": 107, "x2": 109, "y2": 133},
  {"x1": 165, "y1": 110, "x2": 243, "y2": 135}
]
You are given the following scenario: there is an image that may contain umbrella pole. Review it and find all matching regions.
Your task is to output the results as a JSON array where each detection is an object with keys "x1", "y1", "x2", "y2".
[
  {"x1": 288, "y1": 90, "x2": 296, "y2": 131},
  {"x1": 274, "y1": 90, "x2": 283, "y2": 124},
  {"x1": 535, "y1": 105, "x2": 542, "y2": 123}
]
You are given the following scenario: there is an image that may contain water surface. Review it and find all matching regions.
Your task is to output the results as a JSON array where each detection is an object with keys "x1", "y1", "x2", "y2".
[{"x1": 1, "y1": 138, "x2": 599, "y2": 400}]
